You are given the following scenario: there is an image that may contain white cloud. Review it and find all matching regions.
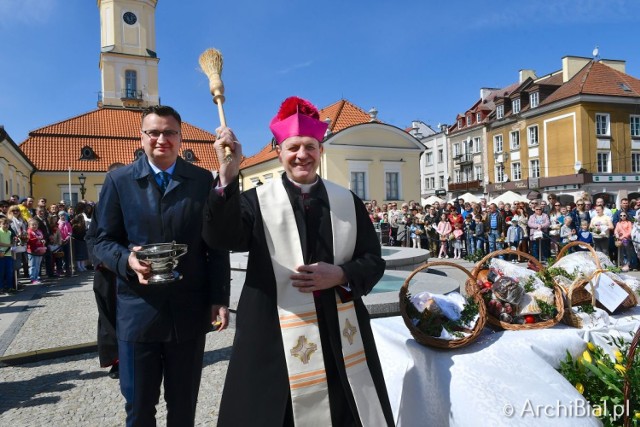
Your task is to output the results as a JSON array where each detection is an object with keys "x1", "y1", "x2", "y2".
[
  {"x1": 0, "y1": 0, "x2": 56, "y2": 26},
  {"x1": 277, "y1": 60, "x2": 313, "y2": 75}
]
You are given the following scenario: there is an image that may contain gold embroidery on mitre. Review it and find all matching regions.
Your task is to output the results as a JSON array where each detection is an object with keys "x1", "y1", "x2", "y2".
[
  {"x1": 290, "y1": 335, "x2": 318, "y2": 364},
  {"x1": 342, "y1": 318, "x2": 357, "y2": 345}
]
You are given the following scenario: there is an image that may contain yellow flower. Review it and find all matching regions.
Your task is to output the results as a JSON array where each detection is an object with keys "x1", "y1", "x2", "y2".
[
  {"x1": 593, "y1": 407, "x2": 602, "y2": 417},
  {"x1": 587, "y1": 342, "x2": 596, "y2": 352},
  {"x1": 575, "y1": 383, "x2": 584, "y2": 394},
  {"x1": 614, "y1": 364, "x2": 626, "y2": 374},
  {"x1": 635, "y1": 411, "x2": 640, "y2": 419},
  {"x1": 614, "y1": 350, "x2": 623, "y2": 363},
  {"x1": 582, "y1": 350, "x2": 592, "y2": 364}
]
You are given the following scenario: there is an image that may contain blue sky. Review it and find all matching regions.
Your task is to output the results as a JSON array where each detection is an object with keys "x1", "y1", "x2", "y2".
[{"x1": 1, "y1": 0, "x2": 638, "y2": 157}]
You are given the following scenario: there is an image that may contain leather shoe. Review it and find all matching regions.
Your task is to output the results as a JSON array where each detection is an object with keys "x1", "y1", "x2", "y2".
[{"x1": 108, "y1": 364, "x2": 119, "y2": 379}]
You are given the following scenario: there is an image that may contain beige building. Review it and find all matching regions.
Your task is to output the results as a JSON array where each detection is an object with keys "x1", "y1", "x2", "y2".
[
  {"x1": 485, "y1": 56, "x2": 640, "y2": 205},
  {"x1": 240, "y1": 100, "x2": 425, "y2": 203},
  {"x1": 0, "y1": 126, "x2": 34, "y2": 200}
]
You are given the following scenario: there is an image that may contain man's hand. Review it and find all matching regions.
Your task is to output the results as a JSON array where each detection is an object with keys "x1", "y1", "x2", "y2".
[
  {"x1": 291, "y1": 262, "x2": 347, "y2": 293},
  {"x1": 214, "y1": 126, "x2": 243, "y2": 186},
  {"x1": 128, "y1": 246, "x2": 151, "y2": 285},
  {"x1": 211, "y1": 305, "x2": 229, "y2": 331}
]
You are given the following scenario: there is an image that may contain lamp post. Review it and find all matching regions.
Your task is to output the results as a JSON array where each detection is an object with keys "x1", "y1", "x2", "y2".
[{"x1": 78, "y1": 173, "x2": 87, "y2": 199}]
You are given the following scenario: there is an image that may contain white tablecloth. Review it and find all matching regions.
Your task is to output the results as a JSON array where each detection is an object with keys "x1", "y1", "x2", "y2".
[{"x1": 371, "y1": 306, "x2": 640, "y2": 426}]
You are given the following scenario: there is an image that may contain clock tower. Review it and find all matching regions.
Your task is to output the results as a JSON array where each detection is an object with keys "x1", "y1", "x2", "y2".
[{"x1": 98, "y1": 0, "x2": 160, "y2": 108}]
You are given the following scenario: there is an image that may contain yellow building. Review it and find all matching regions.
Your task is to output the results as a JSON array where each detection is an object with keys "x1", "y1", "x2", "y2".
[
  {"x1": 486, "y1": 56, "x2": 640, "y2": 205},
  {"x1": 0, "y1": 126, "x2": 34, "y2": 200},
  {"x1": 19, "y1": 0, "x2": 221, "y2": 205},
  {"x1": 240, "y1": 100, "x2": 425, "y2": 203}
]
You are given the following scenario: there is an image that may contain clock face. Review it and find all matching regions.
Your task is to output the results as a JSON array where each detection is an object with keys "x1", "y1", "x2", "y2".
[{"x1": 123, "y1": 12, "x2": 137, "y2": 25}]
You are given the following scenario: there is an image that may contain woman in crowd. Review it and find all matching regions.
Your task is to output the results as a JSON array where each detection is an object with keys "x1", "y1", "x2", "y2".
[
  {"x1": 8, "y1": 205, "x2": 29, "y2": 278},
  {"x1": 613, "y1": 211, "x2": 633, "y2": 271},
  {"x1": 26, "y1": 218, "x2": 46, "y2": 284},
  {"x1": 436, "y1": 212, "x2": 452, "y2": 259},
  {"x1": 590, "y1": 204, "x2": 614, "y2": 255},
  {"x1": 528, "y1": 205, "x2": 550, "y2": 261},
  {"x1": 570, "y1": 199, "x2": 590, "y2": 231},
  {"x1": 57, "y1": 211, "x2": 72, "y2": 276},
  {"x1": 48, "y1": 215, "x2": 64, "y2": 276},
  {"x1": 548, "y1": 200, "x2": 563, "y2": 255},
  {"x1": 71, "y1": 202, "x2": 89, "y2": 272},
  {"x1": 512, "y1": 205, "x2": 529, "y2": 257}
]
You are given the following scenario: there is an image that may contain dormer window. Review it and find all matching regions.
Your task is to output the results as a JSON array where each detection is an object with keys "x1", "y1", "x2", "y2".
[
  {"x1": 134, "y1": 148, "x2": 145, "y2": 160},
  {"x1": 476, "y1": 112, "x2": 482, "y2": 123},
  {"x1": 458, "y1": 118, "x2": 463, "y2": 128},
  {"x1": 496, "y1": 105, "x2": 504, "y2": 119},
  {"x1": 530, "y1": 92, "x2": 539, "y2": 108},
  {"x1": 466, "y1": 115, "x2": 472, "y2": 126},
  {"x1": 512, "y1": 99, "x2": 521, "y2": 114},
  {"x1": 79, "y1": 145, "x2": 96, "y2": 160},
  {"x1": 182, "y1": 149, "x2": 197, "y2": 163}
]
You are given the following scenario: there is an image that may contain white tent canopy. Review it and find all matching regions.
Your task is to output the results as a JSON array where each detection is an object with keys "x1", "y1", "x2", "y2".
[
  {"x1": 452, "y1": 192, "x2": 481, "y2": 204},
  {"x1": 423, "y1": 195, "x2": 445, "y2": 205},
  {"x1": 490, "y1": 191, "x2": 529, "y2": 205}
]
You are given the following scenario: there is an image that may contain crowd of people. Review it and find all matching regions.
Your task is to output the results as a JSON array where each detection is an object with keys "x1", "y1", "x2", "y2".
[
  {"x1": 365, "y1": 194, "x2": 640, "y2": 270},
  {"x1": 0, "y1": 195, "x2": 95, "y2": 294}
]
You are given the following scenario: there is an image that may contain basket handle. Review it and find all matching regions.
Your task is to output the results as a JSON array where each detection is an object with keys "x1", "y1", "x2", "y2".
[
  {"x1": 623, "y1": 325, "x2": 640, "y2": 427},
  {"x1": 400, "y1": 261, "x2": 475, "y2": 299},
  {"x1": 556, "y1": 241, "x2": 602, "y2": 270},
  {"x1": 470, "y1": 248, "x2": 543, "y2": 278}
]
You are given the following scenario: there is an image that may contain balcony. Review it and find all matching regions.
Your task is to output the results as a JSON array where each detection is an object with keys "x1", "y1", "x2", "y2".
[
  {"x1": 455, "y1": 153, "x2": 473, "y2": 165},
  {"x1": 121, "y1": 89, "x2": 143, "y2": 100},
  {"x1": 448, "y1": 180, "x2": 483, "y2": 192}
]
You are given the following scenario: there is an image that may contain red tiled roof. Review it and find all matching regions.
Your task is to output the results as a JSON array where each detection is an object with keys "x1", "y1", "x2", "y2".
[
  {"x1": 20, "y1": 107, "x2": 222, "y2": 172},
  {"x1": 240, "y1": 99, "x2": 374, "y2": 169},
  {"x1": 542, "y1": 61, "x2": 640, "y2": 105}
]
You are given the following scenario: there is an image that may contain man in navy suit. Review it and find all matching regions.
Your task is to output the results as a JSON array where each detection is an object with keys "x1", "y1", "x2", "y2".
[{"x1": 92, "y1": 105, "x2": 230, "y2": 426}]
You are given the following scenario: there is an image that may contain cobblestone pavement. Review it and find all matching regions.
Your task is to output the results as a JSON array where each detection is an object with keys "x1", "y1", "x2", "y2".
[{"x1": 0, "y1": 272, "x2": 235, "y2": 426}]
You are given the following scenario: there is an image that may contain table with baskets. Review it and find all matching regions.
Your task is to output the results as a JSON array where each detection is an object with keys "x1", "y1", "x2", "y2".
[{"x1": 372, "y1": 245, "x2": 640, "y2": 426}]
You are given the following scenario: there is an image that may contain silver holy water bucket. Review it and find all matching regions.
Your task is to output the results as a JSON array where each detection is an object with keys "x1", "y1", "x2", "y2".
[{"x1": 134, "y1": 242, "x2": 188, "y2": 284}]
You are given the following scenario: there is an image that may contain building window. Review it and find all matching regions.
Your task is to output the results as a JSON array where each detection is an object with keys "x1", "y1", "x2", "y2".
[
  {"x1": 453, "y1": 143, "x2": 460, "y2": 157},
  {"x1": 454, "y1": 169, "x2": 461, "y2": 183},
  {"x1": 438, "y1": 149, "x2": 444, "y2": 163},
  {"x1": 125, "y1": 70, "x2": 137, "y2": 99},
  {"x1": 529, "y1": 159, "x2": 540, "y2": 178},
  {"x1": 597, "y1": 151, "x2": 611, "y2": 173},
  {"x1": 528, "y1": 125, "x2": 539, "y2": 146},
  {"x1": 425, "y1": 152, "x2": 433, "y2": 165},
  {"x1": 632, "y1": 152, "x2": 640, "y2": 173},
  {"x1": 512, "y1": 99, "x2": 521, "y2": 114},
  {"x1": 430, "y1": 177, "x2": 435, "y2": 189},
  {"x1": 530, "y1": 92, "x2": 539, "y2": 108},
  {"x1": 476, "y1": 113, "x2": 482, "y2": 123},
  {"x1": 458, "y1": 119, "x2": 463, "y2": 129},
  {"x1": 596, "y1": 113, "x2": 610, "y2": 136},
  {"x1": 466, "y1": 115, "x2": 472, "y2": 126},
  {"x1": 474, "y1": 165, "x2": 483, "y2": 181},
  {"x1": 424, "y1": 178, "x2": 430, "y2": 189},
  {"x1": 511, "y1": 162, "x2": 522, "y2": 181},
  {"x1": 495, "y1": 164, "x2": 505, "y2": 183},
  {"x1": 631, "y1": 115, "x2": 640, "y2": 138},
  {"x1": 473, "y1": 137, "x2": 481, "y2": 153},
  {"x1": 439, "y1": 175, "x2": 445, "y2": 189},
  {"x1": 510, "y1": 130, "x2": 520, "y2": 150},
  {"x1": 496, "y1": 105, "x2": 504, "y2": 119},
  {"x1": 385, "y1": 172, "x2": 399, "y2": 200},
  {"x1": 350, "y1": 172, "x2": 366, "y2": 200},
  {"x1": 494, "y1": 135, "x2": 503, "y2": 153}
]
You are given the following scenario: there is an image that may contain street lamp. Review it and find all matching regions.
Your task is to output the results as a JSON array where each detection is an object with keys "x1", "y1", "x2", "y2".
[{"x1": 78, "y1": 173, "x2": 87, "y2": 199}]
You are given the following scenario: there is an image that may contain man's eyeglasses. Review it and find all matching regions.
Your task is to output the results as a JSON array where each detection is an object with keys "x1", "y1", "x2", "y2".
[{"x1": 142, "y1": 130, "x2": 180, "y2": 139}]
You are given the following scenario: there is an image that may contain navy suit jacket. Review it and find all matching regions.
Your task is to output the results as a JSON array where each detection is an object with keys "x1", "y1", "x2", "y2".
[{"x1": 92, "y1": 155, "x2": 229, "y2": 343}]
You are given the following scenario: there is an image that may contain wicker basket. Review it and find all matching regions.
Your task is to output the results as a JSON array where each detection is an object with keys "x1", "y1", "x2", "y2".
[
  {"x1": 623, "y1": 325, "x2": 640, "y2": 427},
  {"x1": 399, "y1": 261, "x2": 486, "y2": 349},
  {"x1": 468, "y1": 248, "x2": 564, "y2": 331},
  {"x1": 555, "y1": 241, "x2": 638, "y2": 328}
]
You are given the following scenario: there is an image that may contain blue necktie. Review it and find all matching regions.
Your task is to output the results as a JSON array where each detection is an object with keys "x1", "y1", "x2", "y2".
[{"x1": 158, "y1": 171, "x2": 171, "y2": 193}]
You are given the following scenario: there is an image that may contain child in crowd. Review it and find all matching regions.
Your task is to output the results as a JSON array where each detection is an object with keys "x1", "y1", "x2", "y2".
[
  {"x1": 576, "y1": 219, "x2": 594, "y2": 250},
  {"x1": 560, "y1": 216, "x2": 576, "y2": 247},
  {"x1": 464, "y1": 215, "x2": 475, "y2": 256},
  {"x1": 452, "y1": 222, "x2": 464, "y2": 259},
  {"x1": 506, "y1": 220, "x2": 523, "y2": 262},
  {"x1": 474, "y1": 214, "x2": 486, "y2": 254},
  {"x1": 408, "y1": 217, "x2": 422, "y2": 249},
  {"x1": 26, "y1": 218, "x2": 46, "y2": 284},
  {"x1": 436, "y1": 213, "x2": 452, "y2": 259},
  {"x1": 0, "y1": 218, "x2": 15, "y2": 294}
]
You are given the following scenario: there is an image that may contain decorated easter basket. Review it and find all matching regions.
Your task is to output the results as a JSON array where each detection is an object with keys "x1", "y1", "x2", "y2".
[
  {"x1": 399, "y1": 261, "x2": 486, "y2": 349},
  {"x1": 554, "y1": 241, "x2": 638, "y2": 328},
  {"x1": 468, "y1": 248, "x2": 564, "y2": 331},
  {"x1": 623, "y1": 325, "x2": 640, "y2": 427}
]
